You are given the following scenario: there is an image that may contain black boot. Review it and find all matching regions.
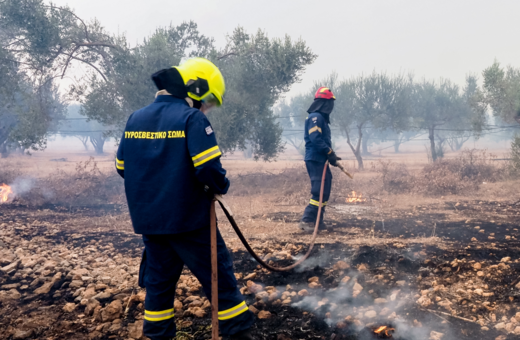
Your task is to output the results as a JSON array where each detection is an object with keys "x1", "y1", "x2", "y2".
[
  {"x1": 299, "y1": 220, "x2": 327, "y2": 233},
  {"x1": 298, "y1": 221, "x2": 315, "y2": 232},
  {"x1": 230, "y1": 328, "x2": 253, "y2": 340}
]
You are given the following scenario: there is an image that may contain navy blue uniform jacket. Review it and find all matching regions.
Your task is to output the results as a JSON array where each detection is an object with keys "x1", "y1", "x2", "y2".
[
  {"x1": 115, "y1": 96, "x2": 230, "y2": 234},
  {"x1": 304, "y1": 112, "x2": 332, "y2": 163}
]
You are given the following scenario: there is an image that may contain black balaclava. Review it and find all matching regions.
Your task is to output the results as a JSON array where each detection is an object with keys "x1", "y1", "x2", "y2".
[
  {"x1": 151, "y1": 68, "x2": 202, "y2": 109},
  {"x1": 307, "y1": 98, "x2": 334, "y2": 124}
]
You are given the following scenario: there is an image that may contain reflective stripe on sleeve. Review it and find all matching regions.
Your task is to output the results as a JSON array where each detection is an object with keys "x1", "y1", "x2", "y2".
[
  {"x1": 310, "y1": 199, "x2": 327, "y2": 207},
  {"x1": 192, "y1": 145, "x2": 222, "y2": 167},
  {"x1": 116, "y1": 158, "x2": 124, "y2": 170},
  {"x1": 144, "y1": 308, "x2": 174, "y2": 322},
  {"x1": 218, "y1": 301, "x2": 248, "y2": 320},
  {"x1": 308, "y1": 126, "x2": 322, "y2": 134}
]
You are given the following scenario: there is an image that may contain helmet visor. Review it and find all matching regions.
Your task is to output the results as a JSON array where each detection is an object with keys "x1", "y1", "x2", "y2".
[{"x1": 202, "y1": 93, "x2": 221, "y2": 107}]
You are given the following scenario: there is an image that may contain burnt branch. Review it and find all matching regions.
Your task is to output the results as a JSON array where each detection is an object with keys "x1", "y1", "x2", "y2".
[{"x1": 217, "y1": 52, "x2": 238, "y2": 60}]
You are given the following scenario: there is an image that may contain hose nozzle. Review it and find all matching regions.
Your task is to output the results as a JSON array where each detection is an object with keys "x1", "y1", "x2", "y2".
[{"x1": 337, "y1": 164, "x2": 354, "y2": 179}]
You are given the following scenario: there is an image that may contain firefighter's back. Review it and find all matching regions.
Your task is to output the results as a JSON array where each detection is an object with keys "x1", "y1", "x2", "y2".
[{"x1": 122, "y1": 96, "x2": 210, "y2": 235}]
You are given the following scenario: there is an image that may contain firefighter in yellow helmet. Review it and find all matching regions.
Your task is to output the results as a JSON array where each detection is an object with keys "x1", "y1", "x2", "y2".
[{"x1": 116, "y1": 58, "x2": 254, "y2": 340}]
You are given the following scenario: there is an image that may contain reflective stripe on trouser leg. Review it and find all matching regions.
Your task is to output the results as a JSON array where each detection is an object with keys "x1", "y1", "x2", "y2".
[
  {"x1": 302, "y1": 161, "x2": 332, "y2": 223},
  {"x1": 144, "y1": 308, "x2": 175, "y2": 322},
  {"x1": 218, "y1": 301, "x2": 249, "y2": 320},
  {"x1": 142, "y1": 235, "x2": 184, "y2": 339},
  {"x1": 166, "y1": 227, "x2": 255, "y2": 336},
  {"x1": 309, "y1": 199, "x2": 327, "y2": 207}
]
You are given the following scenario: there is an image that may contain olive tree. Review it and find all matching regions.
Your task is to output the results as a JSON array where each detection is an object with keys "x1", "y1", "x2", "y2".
[
  {"x1": 211, "y1": 28, "x2": 316, "y2": 160},
  {"x1": 481, "y1": 61, "x2": 520, "y2": 125},
  {"x1": 2, "y1": 2, "x2": 316, "y2": 160},
  {"x1": 0, "y1": 0, "x2": 113, "y2": 155},
  {"x1": 0, "y1": 43, "x2": 65, "y2": 157},
  {"x1": 411, "y1": 76, "x2": 485, "y2": 161},
  {"x1": 334, "y1": 73, "x2": 411, "y2": 169}
]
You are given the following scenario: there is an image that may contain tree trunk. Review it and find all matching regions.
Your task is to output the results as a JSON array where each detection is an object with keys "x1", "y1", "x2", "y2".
[
  {"x1": 362, "y1": 136, "x2": 370, "y2": 155},
  {"x1": 75, "y1": 135, "x2": 90, "y2": 151},
  {"x1": 0, "y1": 131, "x2": 10, "y2": 158},
  {"x1": 89, "y1": 133, "x2": 106, "y2": 155},
  {"x1": 0, "y1": 142, "x2": 8, "y2": 158},
  {"x1": 429, "y1": 127, "x2": 437, "y2": 162},
  {"x1": 394, "y1": 140, "x2": 400, "y2": 153},
  {"x1": 343, "y1": 125, "x2": 364, "y2": 170},
  {"x1": 354, "y1": 150, "x2": 364, "y2": 169},
  {"x1": 242, "y1": 142, "x2": 253, "y2": 159},
  {"x1": 447, "y1": 139, "x2": 456, "y2": 152},
  {"x1": 286, "y1": 136, "x2": 304, "y2": 156},
  {"x1": 455, "y1": 136, "x2": 469, "y2": 151}
]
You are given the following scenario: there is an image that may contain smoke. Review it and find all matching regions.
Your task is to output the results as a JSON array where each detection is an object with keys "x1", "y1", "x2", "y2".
[
  {"x1": 41, "y1": 187, "x2": 55, "y2": 200},
  {"x1": 292, "y1": 252, "x2": 336, "y2": 272},
  {"x1": 288, "y1": 272, "x2": 456, "y2": 340},
  {"x1": 1, "y1": 158, "x2": 124, "y2": 206},
  {"x1": 291, "y1": 275, "x2": 356, "y2": 321},
  {"x1": 10, "y1": 176, "x2": 36, "y2": 199},
  {"x1": 4, "y1": 176, "x2": 56, "y2": 203}
]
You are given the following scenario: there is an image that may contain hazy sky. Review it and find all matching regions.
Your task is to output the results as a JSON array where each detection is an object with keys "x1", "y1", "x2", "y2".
[{"x1": 51, "y1": 0, "x2": 520, "y2": 97}]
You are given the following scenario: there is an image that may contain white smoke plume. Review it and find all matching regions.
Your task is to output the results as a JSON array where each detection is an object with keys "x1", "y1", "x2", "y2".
[{"x1": 10, "y1": 176, "x2": 36, "y2": 199}]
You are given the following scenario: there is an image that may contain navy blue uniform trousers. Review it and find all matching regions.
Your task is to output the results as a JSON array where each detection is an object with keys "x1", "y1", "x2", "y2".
[
  {"x1": 301, "y1": 161, "x2": 332, "y2": 223},
  {"x1": 140, "y1": 226, "x2": 254, "y2": 339}
]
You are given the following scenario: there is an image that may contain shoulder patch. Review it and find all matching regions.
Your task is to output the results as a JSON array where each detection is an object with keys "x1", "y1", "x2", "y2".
[
  {"x1": 312, "y1": 117, "x2": 318, "y2": 123},
  {"x1": 205, "y1": 126, "x2": 214, "y2": 135}
]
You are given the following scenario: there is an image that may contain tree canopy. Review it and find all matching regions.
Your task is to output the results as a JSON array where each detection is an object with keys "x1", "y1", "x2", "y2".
[
  {"x1": 280, "y1": 72, "x2": 486, "y2": 168},
  {"x1": 333, "y1": 73, "x2": 412, "y2": 168},
  {"x1": 80, "y1": 26, "x2": 316, "y2": 160},
  {"x1": 1, "y1": 0, "x2": 316, "y2": 160},
  {"x1": 0, "y1": 29, "x2": 65, "y2": 157},
  {"x1": 481, "y1": 61, "x2": 520, "y2": 125},
  {"x1": 211, "y1": 28, "x2": 316, "y2": 159}
]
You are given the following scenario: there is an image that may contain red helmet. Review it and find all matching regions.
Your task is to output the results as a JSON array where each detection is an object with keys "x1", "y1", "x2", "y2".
[{"x1": 315, "y1": 87, "x2": 336, "y2": 100}]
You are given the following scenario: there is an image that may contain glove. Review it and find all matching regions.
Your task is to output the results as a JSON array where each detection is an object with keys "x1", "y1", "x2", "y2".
[{"x1": 327, "y1": 150, "x2": 341, "y2": 166}]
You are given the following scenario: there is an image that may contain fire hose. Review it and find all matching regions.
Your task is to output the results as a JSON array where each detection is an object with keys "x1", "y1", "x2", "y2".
[
  {"x1": 209, "y1": 161, "x2": 353, "y2": 338},
  {"x1": 213, "y1": 160, "x2": 354, "y2": 273}
]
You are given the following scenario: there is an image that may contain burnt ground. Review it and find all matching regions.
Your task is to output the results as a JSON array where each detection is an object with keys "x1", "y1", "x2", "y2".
[{"x1": 0, "y1": 198, "x2": 519, "y2": 340}]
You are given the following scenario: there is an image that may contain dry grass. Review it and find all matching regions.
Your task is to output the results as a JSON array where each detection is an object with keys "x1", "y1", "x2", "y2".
[
  {"x1": 42, "y1": 157, "x2": 124, "y2": 206},
  {"x1": 0, "y1": 160, "x2": 21, "y2": 185},
  {"x1": 1, "y1": 157, "x2": 124, "y2": 206},
  {"x1": 377, "y1": 149, "x2": 508, "y2": 196},
  {"x1": 2, "y1": 147, "x2": 517, "y2": 239},
  {"x1": 1, "y1": 148, "x2": 518, "y2": 274}
]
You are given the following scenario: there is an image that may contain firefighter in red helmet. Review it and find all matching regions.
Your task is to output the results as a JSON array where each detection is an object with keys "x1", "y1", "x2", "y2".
[{"x1": 298, "y1": 87, "x2": 341, "y2": 232}]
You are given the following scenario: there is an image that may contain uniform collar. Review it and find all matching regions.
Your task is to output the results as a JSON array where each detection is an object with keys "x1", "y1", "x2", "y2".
[{"x1": 154, "y1": 95, "x2": 189, "y2": 106}]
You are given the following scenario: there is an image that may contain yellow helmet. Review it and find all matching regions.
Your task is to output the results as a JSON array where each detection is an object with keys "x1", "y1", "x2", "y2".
[{"x1": 174, "y1": 58, "x2": 225, "y2": 107}]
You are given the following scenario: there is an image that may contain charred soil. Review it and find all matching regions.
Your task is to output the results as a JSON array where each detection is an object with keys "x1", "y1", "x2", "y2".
[{"x1": 0, "y1": 195, "x2": 519, "y2": 340}]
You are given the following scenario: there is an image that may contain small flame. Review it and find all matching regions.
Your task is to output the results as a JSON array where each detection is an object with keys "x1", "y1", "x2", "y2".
[
  {"x1": 0, "y1": 184, "x2": 13, "y2": 203},
  {"x1": 374, "y1": 325, "x2": 395, "y2": 337},
  {"x1": 346, "y1": 191, "x2": 367, "y2": 203},
  {"x1": 374, "y1": 326, "x2": 387, "y2": 333}
]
